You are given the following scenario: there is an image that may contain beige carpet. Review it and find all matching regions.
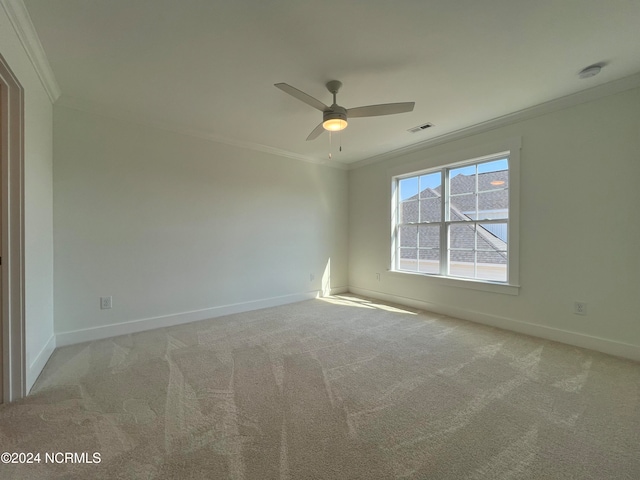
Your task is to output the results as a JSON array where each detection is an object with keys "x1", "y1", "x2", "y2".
[{"x1": 1, "y1": 295, "x2": 639, "y2": 479}]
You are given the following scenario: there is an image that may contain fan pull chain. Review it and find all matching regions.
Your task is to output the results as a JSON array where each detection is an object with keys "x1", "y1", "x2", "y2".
[{"x1": 329, "y1": 131, "x2": 332, "y2": 160}]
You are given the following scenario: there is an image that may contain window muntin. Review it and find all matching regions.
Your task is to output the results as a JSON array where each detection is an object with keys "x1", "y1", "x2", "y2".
[{"x1": 394, "y1": 155, "x2": 509, "y2": 283}]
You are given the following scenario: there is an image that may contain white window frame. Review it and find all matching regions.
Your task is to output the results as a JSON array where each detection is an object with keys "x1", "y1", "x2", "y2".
[{"x1": 389, "y1": 138, "x2": 520, "y2": 295}]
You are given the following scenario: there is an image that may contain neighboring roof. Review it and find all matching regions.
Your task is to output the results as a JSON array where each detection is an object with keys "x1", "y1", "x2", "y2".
[{"x1": 400, "y1": 170, "x2": 508, "y2": 258}]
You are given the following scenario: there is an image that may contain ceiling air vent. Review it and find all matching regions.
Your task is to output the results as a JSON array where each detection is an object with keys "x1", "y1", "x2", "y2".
[{"x1": 408, "y1": 122, "x2": 434, "y2": 133}]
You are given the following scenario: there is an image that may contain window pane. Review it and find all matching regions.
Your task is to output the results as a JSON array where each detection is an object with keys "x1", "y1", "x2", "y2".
[
  {"x1": 418, "y1": 248, "x2": 439, "y2": 274},
  {"x1": 479, "y1": 222, "x2": 508, "y2": 243},
  {"x1": 477, "y1": 222, "x2": 507, "y2": 251},
  {"x1": 478, "y1": 161, "x2": 509, "y2": 192},
  {"x1": 399, "y1": 248, "x2": 418, "y2": 271},
  {"x1": 420, "y1": 198, "x2": 441, "y2": 222},
  {"x1": 449, "y1": 223, "x2": 475, "y2": 250},
  {"x1": 449, "y1": 254, "x2": 475, "y2": 277},
  {"x1": 419, "y1": 172, "x2": 441, "y2": 198},
  {"x1": 399, "y1": 225, "x2": 418, "y2": 271},
  {"x1": 476, "y1": 251, "x2": 507, "y2": 282},
  {"x1": 450, "y1": 165, "x2": 476, "y2": 195},
  {"x1": 418, "y1": 224, "x2": 440, "y2": 274},
  {"x1": 399, "y1": 177, "x2": 418, "y2": 201},
  {"x1": 477, "y1": 222, "x2": 507, "y2": 281},
  {"x1": 399, "y1": 225, "x2": 418, "y2": 248},
  {"x1": 478, "y1": 191, "x2": 508, "y2": 220},
  {"x1": 418, "y1": 225, "x2": 440, "y2": 249},
  {"x1": 400, "y1": 199, "x2": 418, "y2": 223},
  {"x1": 449, "y1": 224, "x2": 474, "y2": 277},
  {"x1": 450, "y1": 193, "x2": 475, "y2": 220}
]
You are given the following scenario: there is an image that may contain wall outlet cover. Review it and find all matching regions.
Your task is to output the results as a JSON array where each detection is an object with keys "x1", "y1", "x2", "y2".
[
  {"x1": 574, "y1": 301, "x2": 587, "y2": 316},
  {"x1": 100, "y1": 296, "x2": 113, "y2": 309}
]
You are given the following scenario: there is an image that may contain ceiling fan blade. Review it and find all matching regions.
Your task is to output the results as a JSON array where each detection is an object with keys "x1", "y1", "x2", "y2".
[
  {"x1": 275, "y1": 83, "x2": 328, "y2": 112},
  {"x1": 347, "y1": 102, "x2": 415, "y2": 118},
  {"x1": 306, "y1": 123, "x2": 325, "y2": 141}
]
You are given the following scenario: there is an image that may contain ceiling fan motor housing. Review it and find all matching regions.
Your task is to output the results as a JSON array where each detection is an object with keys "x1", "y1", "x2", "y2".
[
  {"x1": 323, "y1": 105, "x2": 347, "y2": 123},
  {"x1": 322, "y1": 105, "x2": 348, "y2": 131}
]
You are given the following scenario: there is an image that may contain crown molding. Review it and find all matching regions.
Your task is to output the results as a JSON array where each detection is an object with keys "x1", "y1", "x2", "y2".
[
  {"x1": 56, "y1": 95, "x2": 348, "y2": 170},
  {"x1": 1, "y1": 0, "x2": 61, "y2": 103},
  {"x1": 350, "y1": 71, "x2": 640, "y2": 170}
]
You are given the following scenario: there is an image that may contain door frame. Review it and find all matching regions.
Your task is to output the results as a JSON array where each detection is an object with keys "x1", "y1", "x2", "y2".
[{"x1": 0, "y1": 52, "x2": 26, "y2": 403}]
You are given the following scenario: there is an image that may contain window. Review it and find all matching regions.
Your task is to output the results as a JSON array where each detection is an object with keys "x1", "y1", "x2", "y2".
[{"x1": 392, "y1": 150, "x2": 515, "y2": 286}]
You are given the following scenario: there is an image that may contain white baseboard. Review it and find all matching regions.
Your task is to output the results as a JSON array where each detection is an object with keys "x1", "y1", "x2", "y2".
[
  {"x1": 27, "y1": 334, "x2": 56, "y2": 393},
  {"x1": 56, "y1": 290, "x2": 324, "y2": 347},
  {"x1": 348, "y1": 286, "x2": 640, "y2": 362},
  {"x1": 328, "y1": 286, "x2": 349, "y2": 295}
]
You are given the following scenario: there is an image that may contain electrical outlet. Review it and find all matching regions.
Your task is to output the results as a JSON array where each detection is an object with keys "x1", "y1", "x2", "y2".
[
  {"x1": 310, "y1": 273, "x2": 315, "y2": 281},
  {"x1": 100, "y1": 296, "x2": 112, "y2": 310},
  {"x1": 376, "y1": 273, "x2": 381, "y2": 281},
  {"x1": 574, "y1": 301, "x2": 587, "y2": 316}
]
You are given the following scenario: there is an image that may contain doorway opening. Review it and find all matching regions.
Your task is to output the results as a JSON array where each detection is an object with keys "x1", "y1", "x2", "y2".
[{"x1": 0, "y1": 52, "x2": 26, "y2": 404}]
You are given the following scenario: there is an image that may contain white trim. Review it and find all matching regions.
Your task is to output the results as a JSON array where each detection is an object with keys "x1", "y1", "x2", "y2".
[
  {"x1": 348, "y1": 287, "x2": 640, "y2": 362},
  {"x1": 385, "y1": 270, "x2": 519, "y2": 296},
  {"x1": 55, "y1": 97, "x2": 349, "y2": 170},
  {"x1": 0, "y1": 0, "x2": 61, "y2": 103},
  {"x1": 388, "y1": 137, "x2": 521, "y2": 292},
  {"x1": 328, "y1": 286, "x2": 349, "y2": 296},
  {"x1": 387, "y1": 137, "x2": 522, "y2": 179},
  {"x1": 55, "y1": 291, "x2": 326, "y2": 347},
  {"x1": 350, "y1": 72, "x2": 640, "y2": 170},
  {"x1": 26, "y1": 333, "x2": 55, "y2": 392},
  {"x1": 0, "y1": 51, "x2": 26, "y2": 403}
]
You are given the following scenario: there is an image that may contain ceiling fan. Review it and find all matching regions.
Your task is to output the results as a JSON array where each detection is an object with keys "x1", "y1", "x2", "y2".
[{"x1": 275, "y1": 80, "x2": 415, "y2": 141}]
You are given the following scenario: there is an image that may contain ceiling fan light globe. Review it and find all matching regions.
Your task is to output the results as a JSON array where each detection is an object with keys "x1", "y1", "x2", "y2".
[{"x1": 322, "y1": 118, "x2": 348, "y2": 131}]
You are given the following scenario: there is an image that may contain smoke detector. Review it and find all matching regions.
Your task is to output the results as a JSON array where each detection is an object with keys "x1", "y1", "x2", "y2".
[{"x1": 578, "y1": 64, "x2": 602, "y2": 79}]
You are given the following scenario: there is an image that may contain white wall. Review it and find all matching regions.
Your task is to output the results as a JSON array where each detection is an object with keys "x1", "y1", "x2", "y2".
[
  {"x1": 349, "y1": 86, "x2": 640, "y2": 359},
  {"x1": 53, "y1": 106, "x2": 348, "y2": 342},
  {"x1": 0, "y1": 4, "x2": 55, "y2": 390}
]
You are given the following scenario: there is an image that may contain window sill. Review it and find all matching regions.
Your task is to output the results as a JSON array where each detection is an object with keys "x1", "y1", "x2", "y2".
[{"x1": 388, "y1": 269, "x2": 520, "y2": 296}]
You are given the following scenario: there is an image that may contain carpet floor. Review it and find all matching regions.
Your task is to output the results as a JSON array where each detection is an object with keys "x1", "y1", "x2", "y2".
[{"x1": 1, "y1": 295, "x2": 639, "y2": 479}]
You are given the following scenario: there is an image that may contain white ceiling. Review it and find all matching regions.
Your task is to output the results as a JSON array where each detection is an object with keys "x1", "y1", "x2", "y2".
[{"x1": 22, "y1": 0, "x2": 640, "y2": 166}]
